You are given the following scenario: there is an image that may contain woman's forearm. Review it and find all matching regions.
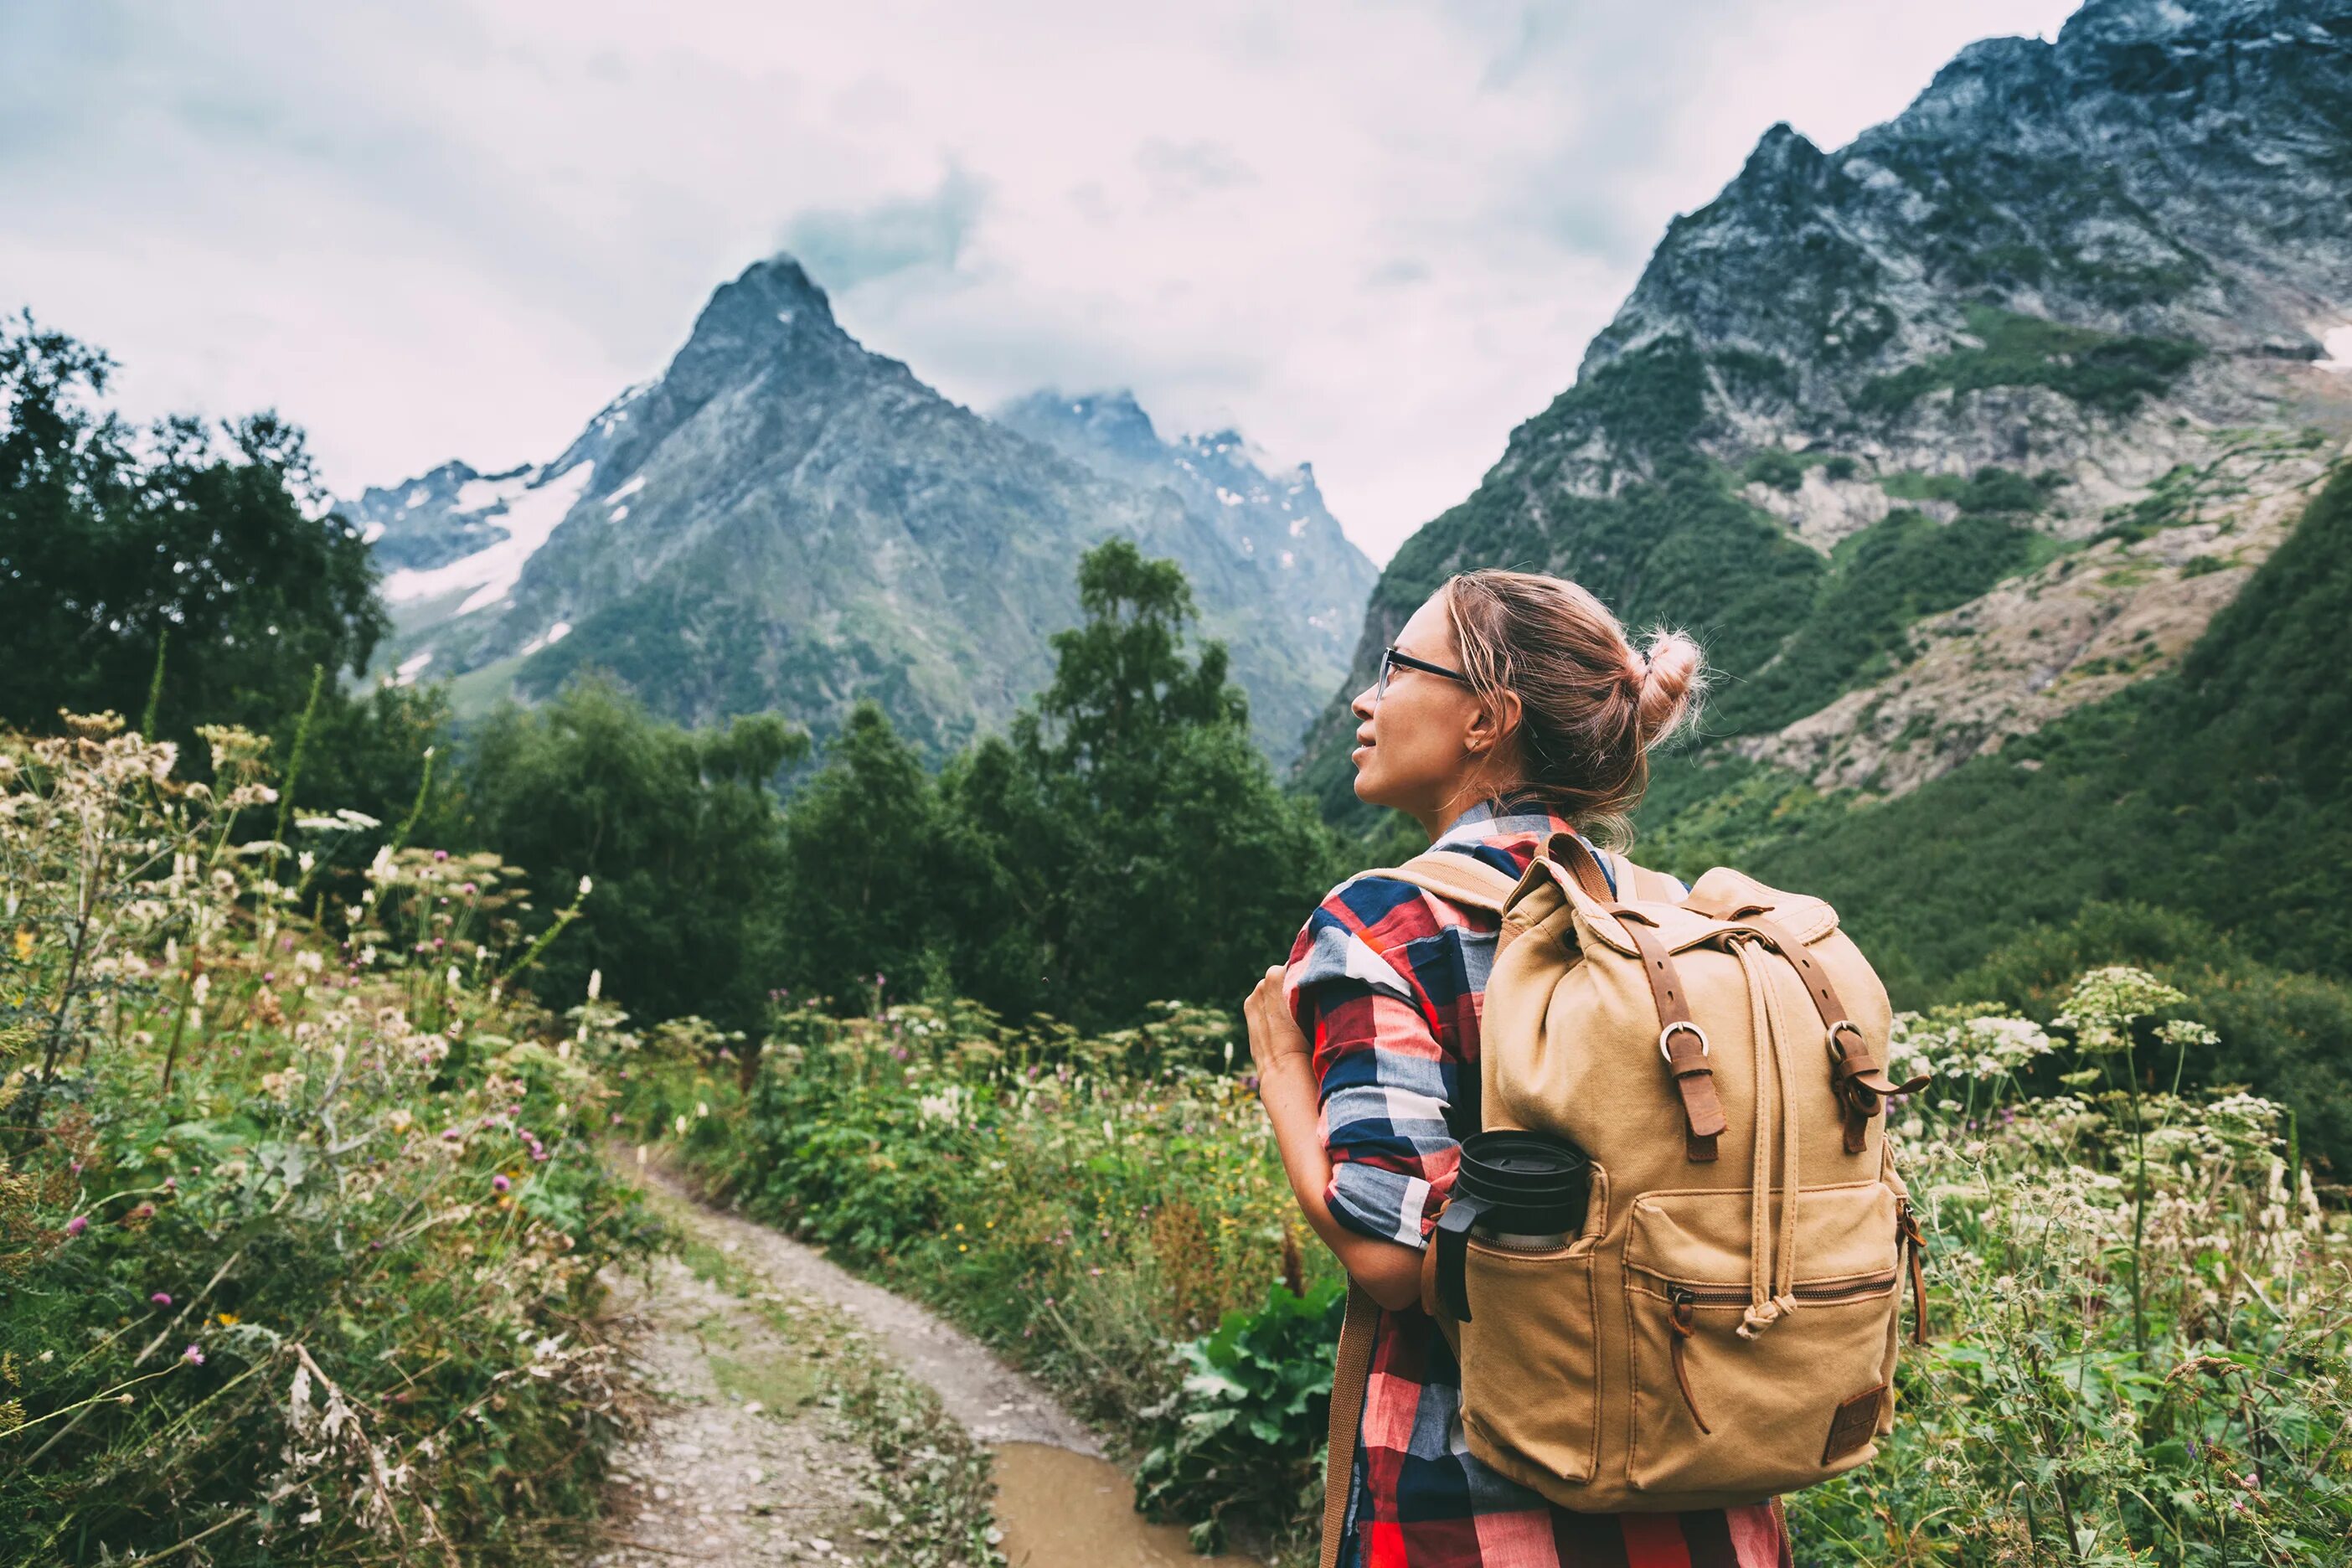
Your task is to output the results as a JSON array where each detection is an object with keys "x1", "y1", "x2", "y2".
[{"x1": 1258, "y1": 1056, "x2": 1426, "y2": 1311}]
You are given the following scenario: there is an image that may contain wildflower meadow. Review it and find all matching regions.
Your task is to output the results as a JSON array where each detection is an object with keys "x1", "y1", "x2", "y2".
[
  {"x1": 617, "y1": 967, "x2": 2352, "y2": 1565},
  {"x1": 0, "y1": 714, "x2": 653, "y2": 1562},
  {"x1": 5, "y1": 709, "x2": 2349, "y2": 1566}
]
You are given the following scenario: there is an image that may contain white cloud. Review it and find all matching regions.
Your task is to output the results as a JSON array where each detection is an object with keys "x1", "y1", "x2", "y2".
[{"x1": 0, "y1": 0, "x2": 2083, "y2": 563}]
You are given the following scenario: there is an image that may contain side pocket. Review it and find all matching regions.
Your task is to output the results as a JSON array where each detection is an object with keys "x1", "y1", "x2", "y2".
[
  {"x1": 1451, "y1": 1164, "x2": 1608, "y2": 1488},
  {"x1": 1457, "y1": 1244, "x2": 1600, "y2": 1484}
]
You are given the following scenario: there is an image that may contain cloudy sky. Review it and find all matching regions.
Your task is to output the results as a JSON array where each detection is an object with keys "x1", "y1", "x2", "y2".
[{"x1": 2, "y1": 0, "x2": 2081, "y2": 563}]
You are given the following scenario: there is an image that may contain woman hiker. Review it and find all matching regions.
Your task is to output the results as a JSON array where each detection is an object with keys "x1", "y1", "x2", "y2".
[{"x1": 1241, "y1": 569, "x2": 1793, "y2": 1568}]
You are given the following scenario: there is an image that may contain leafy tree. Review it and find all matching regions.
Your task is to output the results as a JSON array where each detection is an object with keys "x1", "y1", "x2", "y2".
[
  {"x1": 460, "y1": 676, "x2": 806, "y2": 1029},
  {"x1": 774, "y1": 540, "x2": 1344, "y2": 1032},
  {"x1": 964, "y1": 539, "x2": 1342, "y2": 1028},
  {"x1": 0, "y1": 316, "x2": 384, "y2": 751}
]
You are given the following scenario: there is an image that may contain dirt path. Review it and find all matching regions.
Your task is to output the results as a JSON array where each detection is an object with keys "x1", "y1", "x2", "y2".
[
  {"x1": 586, "y1": 1255, "x2": 880, "y2": 1565},
  {"x1": 590, "y1": 1166, "x2": 1260, "y2": 1567},
  {"x1": 634, "y1": 1165, "x2": 1099, "y2": 1456}
]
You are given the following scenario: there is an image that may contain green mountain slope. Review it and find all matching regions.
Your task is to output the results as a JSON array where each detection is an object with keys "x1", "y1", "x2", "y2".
[
  {"x1": 1304, "y1": 0, "x2": 2352, "y2": 830},
  {"x1": 1641, "y1": 462, "x2": 2352, "y2": 1159}
]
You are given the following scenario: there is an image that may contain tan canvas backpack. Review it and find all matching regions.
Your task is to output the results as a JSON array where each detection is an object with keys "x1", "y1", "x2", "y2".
[{"x1": 1318, "y1": 833, "x2": 1927, "y2": 1558}]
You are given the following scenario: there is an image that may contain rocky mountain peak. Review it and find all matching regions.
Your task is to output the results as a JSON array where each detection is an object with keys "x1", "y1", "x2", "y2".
[
  {"x1": 998, "y1": 389, "x2": 1165, "y2": 460},
  {"x1": 1302, "y1": 0, "x2": 2351, "y2": 823},
  {"x1": 1737, "y1": 122, "x2": 1828, "y2": 189},
  {"x1": 990, "y1": 387, "x2": 1378, "y2": 685}
]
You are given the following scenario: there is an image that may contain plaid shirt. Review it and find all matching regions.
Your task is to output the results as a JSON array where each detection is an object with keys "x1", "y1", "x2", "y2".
[{"x1": 1285, "y1": 801, "x2": 1792, "y2": 1568}]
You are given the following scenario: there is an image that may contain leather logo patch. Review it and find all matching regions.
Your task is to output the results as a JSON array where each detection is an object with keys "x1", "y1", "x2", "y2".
[{"x1": 1821, "y1": 1383, "x2": 1887, "y2": 1465}]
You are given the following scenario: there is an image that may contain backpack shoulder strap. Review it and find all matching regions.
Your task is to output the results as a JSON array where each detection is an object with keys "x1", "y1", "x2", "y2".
[{"x1": 1367, "y1": 849, "x2": 1520, "y2": 913}]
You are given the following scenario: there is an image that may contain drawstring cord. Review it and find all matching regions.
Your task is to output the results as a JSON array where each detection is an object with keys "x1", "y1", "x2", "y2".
[{"x1": 1734, "y1": 936, "x2": 1803, "y2": 1340}]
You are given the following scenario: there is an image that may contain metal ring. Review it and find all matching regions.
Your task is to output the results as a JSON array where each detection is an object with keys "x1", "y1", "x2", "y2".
[
  {"x1": 1658, "y1": 1021, "x2": 1710, "y2": 1064},
  {"x1": 1826, "y1": 1019, "x2": 1865, "y2": 1060}
]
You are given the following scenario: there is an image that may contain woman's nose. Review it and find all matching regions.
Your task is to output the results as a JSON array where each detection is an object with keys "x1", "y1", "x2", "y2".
[{"x1": 1350, "y1": 683, "x2": 1377, "y2": 720}]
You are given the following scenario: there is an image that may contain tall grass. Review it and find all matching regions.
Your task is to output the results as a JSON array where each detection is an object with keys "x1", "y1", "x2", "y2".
[
  {"x1": 621, "y1": 971, "x2": 2352, "y2": 1565},
  {"x1": 0, "y1": 714, "x2": 654, "y2": 1564}
]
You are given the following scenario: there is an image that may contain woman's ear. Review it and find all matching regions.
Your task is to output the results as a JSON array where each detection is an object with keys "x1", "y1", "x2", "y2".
[{"x1": 1464, "y1": 687, "x2": 1521, "y2": 759}]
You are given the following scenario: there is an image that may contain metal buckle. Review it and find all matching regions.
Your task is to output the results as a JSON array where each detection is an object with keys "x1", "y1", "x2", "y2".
[
  {"x1": 1658, "y1": 1021, "x2": 1710, "y2": 1065},
  {"x1": 1826, "y1": 1019, "x2": 1866, "y2": 1061}
]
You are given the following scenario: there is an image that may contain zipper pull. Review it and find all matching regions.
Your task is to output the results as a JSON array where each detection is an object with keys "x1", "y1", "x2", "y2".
[
  {"x1": 1667, "y1": 1286, "x2": 1711, "y2": 1434},
  {"x1": 1896, "y1": 1200, "x2": 1931, "y2": 1346}
]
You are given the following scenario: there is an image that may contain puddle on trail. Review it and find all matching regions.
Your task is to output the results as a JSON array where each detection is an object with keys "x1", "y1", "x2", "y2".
[{"x1": 991, "y1": 1442, "x2": 1261, "y2": 1568}]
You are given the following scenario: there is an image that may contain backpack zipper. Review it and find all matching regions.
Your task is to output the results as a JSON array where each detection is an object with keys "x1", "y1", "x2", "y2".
[
  {"x1": 1665, "y1": 1286, "x2": 1710, "y2": 1433},
  {"x1": 1653, "y1": 1270, "x2": 1900, "y2": 1310}
]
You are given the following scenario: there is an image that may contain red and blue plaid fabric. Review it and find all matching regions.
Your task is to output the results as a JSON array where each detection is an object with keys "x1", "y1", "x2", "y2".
[{"x1": 1284, "y1": 800, "x2": 1792, "y2": 1568}]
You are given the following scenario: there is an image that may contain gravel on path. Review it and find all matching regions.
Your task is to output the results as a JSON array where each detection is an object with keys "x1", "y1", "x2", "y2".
[{"x1": 585, "y1": 1255, "x2": 881, "y2": 1565}]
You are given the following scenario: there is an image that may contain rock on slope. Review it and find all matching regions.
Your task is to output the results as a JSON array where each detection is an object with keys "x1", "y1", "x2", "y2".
[
  {"x1": 361, "y1": 258, "x2": 1368, "y2": 763},
  {"x1": 1305, "y1": 0, "x2": 2352, "y2": 818}
]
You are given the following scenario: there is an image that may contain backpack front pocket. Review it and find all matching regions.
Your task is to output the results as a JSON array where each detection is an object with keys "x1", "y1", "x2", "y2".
[
  {"x1": 1456, "y1": 1240, "x2": 1601, "y2": 1485},
  {"x1": 1622, "y1": 1183, "x2": 1902, "y2": 1498}
]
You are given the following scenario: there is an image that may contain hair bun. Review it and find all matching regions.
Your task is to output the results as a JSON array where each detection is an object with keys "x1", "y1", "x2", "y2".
[{"x1": 1634, "y1": 628, "x2": 1705, "y2": 742}]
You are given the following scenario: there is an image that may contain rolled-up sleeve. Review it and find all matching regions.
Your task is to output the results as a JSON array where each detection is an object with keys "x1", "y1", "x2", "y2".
[{"x1": 1284, "y1": 891, "x2": 1460, "y2": 1250}]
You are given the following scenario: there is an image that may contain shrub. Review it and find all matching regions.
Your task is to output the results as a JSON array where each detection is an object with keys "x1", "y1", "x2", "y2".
[
  {"x1": 1136, "y1": 1278, "x2": 1345, "y2": 1554},
  {"x1": 0, "y1": 714, "x2": 652, "y2": 1565},
  {"x1": 1745, "y1": 449, "x2": 1807, "y2": 493}
]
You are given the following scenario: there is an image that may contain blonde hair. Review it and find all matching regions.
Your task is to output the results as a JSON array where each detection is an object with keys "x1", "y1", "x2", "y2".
[{"x1": 1442, "y1": 569, "x2": 1708, "y2": 848}]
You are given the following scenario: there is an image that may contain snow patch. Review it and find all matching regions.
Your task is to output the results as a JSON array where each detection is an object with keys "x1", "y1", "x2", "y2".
[
  {"x1": 1288, "y1": 517, "x2": 1307, "y2": 538},
  {"x1": 454, "y1": 471, "x2": 532, "y2": 514},
  {"x1": 607, "y1": 474, "x2": 647, "y2": 503},
  {"x1": 518, "y1": 620, "x2": 574, "y2": 657},
  {"x1": 609, "y1": 505, "x2": 629, "y2": 523},
  {"x1": 1279, "y1": 549, "x2": 1296, "y2": 569},
  {"x1": 2317, "y1": 324, "x2": 2352, "y2": 373},
  {"x1": 776, "y1": 310, "x2": 796, "y2": 327},
  {"x1": 360, "y1": 520, "x2": 384, "y2": 544},
  {"x1": 380, "y1": 462, "x2": 596, "y2": 613},
  {"x1": 1215, "y1": 486, "x2": 1245, "y2": 508},
  {"x1": 394, "y1": 650, "x2": 434, "y2": 685},
  {"x1": 405, "y1": 485, "x2": 430, "y2": 508}
]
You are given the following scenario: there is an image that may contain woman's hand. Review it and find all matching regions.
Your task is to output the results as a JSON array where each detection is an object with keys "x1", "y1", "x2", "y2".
[{"x1": 1243, "y1": 963, "x2": 1313, "y2": 1091}]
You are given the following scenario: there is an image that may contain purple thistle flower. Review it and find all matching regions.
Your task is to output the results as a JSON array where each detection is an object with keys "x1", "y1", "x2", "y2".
[
  {"x1": 151, "y1": 1292, "x2": 173, "y2": 1307},
  {"x1": 492, "y1": 1173, "x2": 512, "y2": 1194},
  {"x1": 433, "y1": 848, "x2": 449, "y2": 862},
  {"x1": 182, "y1": 1344, "x2": 204, "y2": 1366},
  {"x1": 65, "y1": 1215, "x2": 87, "y2": 1236}
]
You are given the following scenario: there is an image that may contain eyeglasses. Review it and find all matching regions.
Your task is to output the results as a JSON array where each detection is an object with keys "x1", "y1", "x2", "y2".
[{"x1": 1376, "y1": 645, "x2": 1473, "y2": 702}]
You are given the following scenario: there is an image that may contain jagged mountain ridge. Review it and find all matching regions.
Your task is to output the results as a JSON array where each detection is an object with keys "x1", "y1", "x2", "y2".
[
  {"x1": 1304, "y1": 0, "x2": 2352, "y2": 822},
  {"x1": 992, "y1": 389, "x2": 1376, "y2": 675},
  {"x1": 361, "y1": 259, "x2": 1367, "y2": 762}
]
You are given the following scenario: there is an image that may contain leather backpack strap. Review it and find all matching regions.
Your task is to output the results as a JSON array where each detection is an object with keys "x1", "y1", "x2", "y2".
[
  {"x1": 1370, "y1": 850, "x2": 1521, "y2": 914},
  {"x1": 1684, "y1": 890, "x2": 1927, "y2": 1154},
  {"x1": 1543, "y1": 831, "x2": 1617, "y2": 904},
  {"x1": 1318, "y1": 1282, "x2": 1380, "y2": 1568},
  {"x1": 1611, "y1": 906, "x2": 1726, "y2": 1161},
  {"x1": 1545, "y1": 834, "x2": 1723, "y2": 1161}
]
